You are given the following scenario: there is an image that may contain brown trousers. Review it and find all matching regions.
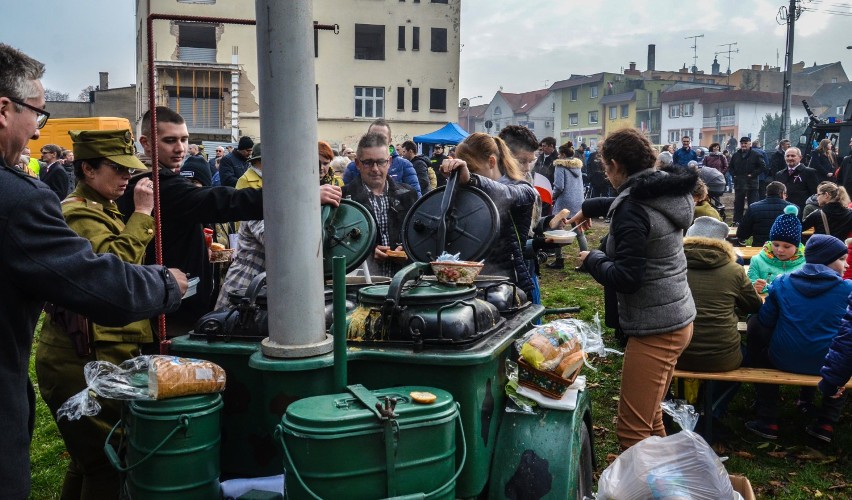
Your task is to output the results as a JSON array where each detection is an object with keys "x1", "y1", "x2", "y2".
[{"x1": 617, "y1": 323, "x2": 693, "y2": 449}]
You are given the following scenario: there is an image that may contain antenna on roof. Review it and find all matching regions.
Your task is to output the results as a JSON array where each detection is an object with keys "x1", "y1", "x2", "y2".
[
  {"x1": 685, "y1": 34, "x2": 704, "y2": 76},
  {"x1": 716, "y1": 42, "x2": 739, "y2": 75}
]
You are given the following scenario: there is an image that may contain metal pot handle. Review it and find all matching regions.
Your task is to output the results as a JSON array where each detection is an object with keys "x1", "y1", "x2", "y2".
[
  {"x1": 274, "y1": 402, "x2": 467, "y2": 500},
  {"x1": 104, "y1": 414, "x2": 191, "y2": 473},
  {"x1": 246, "y1": 271, "x2": 267, "y2": 304}
]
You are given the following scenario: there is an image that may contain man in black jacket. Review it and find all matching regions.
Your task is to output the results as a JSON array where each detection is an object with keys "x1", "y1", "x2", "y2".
[
  {"x1": 737, "y1": 181, "x2": 794, "y2": 246},
  {"x1": 342, "y1": 132, "x2": 418, "y2": 278},
  {"x1": 775, "y1": 147, "x2": 820, "y2": 217},
  {"x1": 39, "y1": 143, "x2": 69, "y2": 199},
  {"x1": 0, "y1": 43, "x2": 187, "y2": 500},
  {"x1": 118, "y1": 107, "x2": 264, "y2": 334},
  {"x1": 218, "y1": 135, "x2": 253, "y2": 187},
  {"x1": 400, "y1": 140, "x2": 431, "y2": 194},
  {"x1": 837, "y1": 137, "x2": 852, "y2": 195},
  {"x1": 430, "y1": 144, "x2": 448, "y2": 186},
  {"x1": 729, "y1": 137, "x2": 766, "y2": 225}
]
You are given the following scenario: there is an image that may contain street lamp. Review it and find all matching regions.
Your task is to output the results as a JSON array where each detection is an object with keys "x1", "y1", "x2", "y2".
[{"x1": 462, "y1": 95, "x2": 483, "y2": 133}]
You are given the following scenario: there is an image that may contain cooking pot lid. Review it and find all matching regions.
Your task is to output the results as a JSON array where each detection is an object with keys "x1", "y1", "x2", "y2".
[
  {"x1": 322, "y1": 199, "x2": 377, "y2": 278},
  {"x1": 358, "y1": 280, "x2": 476, "y2": 302},
  {"x1": 401, "y1": 172, "x2": 500, "y2": 263}
]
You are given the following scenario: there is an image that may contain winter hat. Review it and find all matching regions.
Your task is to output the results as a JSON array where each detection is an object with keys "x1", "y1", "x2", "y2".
[
  {"x1": 658, "y1": 151, "x2": 673, "y2": 166},
  {"x1": 804, "y1": 234, "x2": 848, "y2": 265},
  {"x1": 686, "y1": 216, "x2": 729, "y2": 240},
  {"x1": 769, "y1": 205, "x2": 802, "y2": 246},
  {"x1": 180, "y1": 155, "x2": 213, "y2": 187},
  {"x1": 237, "y1": 136, "x2": 254, "y2": 151}
]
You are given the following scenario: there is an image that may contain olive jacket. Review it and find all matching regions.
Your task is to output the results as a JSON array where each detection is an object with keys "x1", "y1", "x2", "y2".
[
  {"x1": 0, "y1": 159, "x2": 182, "y2": 499},
  {"x1": 677, "y1": 236, "x2": 763, "y2": 372}
]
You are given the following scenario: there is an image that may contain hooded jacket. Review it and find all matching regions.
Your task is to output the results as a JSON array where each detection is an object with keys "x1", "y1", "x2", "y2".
[
  {"x1": 582, "y1": 168, "x2": 698, "y2": 336},
  {"x1": 819, "y1": 292, "x2": 852, "y2": 396},
  {"x1": 746, "y1": 240, "x2": 805, "y2": 292},
  {"x1": 552, "y1": 158, "x2": 584, "y2": 216},
  {"x1": 677, "y1": 237, "x2": 763, "y2": 371},
  {"x1": 759, "y1": 263, "x2": 852, "y2": 374}
]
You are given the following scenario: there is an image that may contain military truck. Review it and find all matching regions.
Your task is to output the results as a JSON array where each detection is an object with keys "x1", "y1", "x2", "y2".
[{"x1": 796, "y1": 98, "x2": 852, "y2": 165}]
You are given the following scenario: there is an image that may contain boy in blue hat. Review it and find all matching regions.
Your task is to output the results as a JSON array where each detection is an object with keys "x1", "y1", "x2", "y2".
[{"x1": 746, "y1": 234, "x2": 852, "y2": 442}]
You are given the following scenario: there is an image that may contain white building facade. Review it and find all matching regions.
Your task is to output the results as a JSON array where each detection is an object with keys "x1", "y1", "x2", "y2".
[{"x1": 136, "y1": 0, "x2": 461, "y2": 147}]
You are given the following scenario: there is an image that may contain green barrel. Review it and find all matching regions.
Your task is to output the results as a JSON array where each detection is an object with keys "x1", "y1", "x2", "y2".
[{"x1": 106, "y1": 394, "x2": 223, "y2": 499}]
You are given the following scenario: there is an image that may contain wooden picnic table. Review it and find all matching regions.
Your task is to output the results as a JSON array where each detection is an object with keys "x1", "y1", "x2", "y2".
[{"x1": 735, "y1": 246, "x2": 762, "y2": 262}]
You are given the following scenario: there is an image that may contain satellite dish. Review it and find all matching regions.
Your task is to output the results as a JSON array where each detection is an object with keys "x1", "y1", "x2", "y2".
[{"x1": 459, "y1": 98, "x2": 470, "y2": 111}]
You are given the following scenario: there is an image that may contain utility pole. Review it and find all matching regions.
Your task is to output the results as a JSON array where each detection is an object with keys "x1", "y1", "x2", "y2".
[
  {"x1": 780, "y1": 0, "x2": 800, "y2": 141},
  {"x1": 685, "y1": 34, "x2": 704, "y2": 79}
]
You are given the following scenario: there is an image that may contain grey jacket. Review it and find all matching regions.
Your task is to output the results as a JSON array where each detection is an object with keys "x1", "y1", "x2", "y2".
[{"x1": 585, "y1": 168, "x2": 697, "y2": 336}]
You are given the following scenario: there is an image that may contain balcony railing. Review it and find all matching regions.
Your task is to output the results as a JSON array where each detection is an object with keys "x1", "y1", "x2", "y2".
[{"x1": 702, "y1": 115, "x2": 736, "y2": 128}]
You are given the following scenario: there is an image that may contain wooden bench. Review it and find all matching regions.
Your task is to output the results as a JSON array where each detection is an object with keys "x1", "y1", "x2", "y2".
[{"x1": 673, "y1": 368, "x2": 852, "y2": 442}]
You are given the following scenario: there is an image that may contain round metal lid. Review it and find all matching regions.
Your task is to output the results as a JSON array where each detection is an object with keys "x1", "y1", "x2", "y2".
[
  {"x1": 357, "y1": 281, "x2": 476, "y2": 304},
  {"x1": 401, "y1": 176, "x2": 500, "y2": 263},
  {"x1": 322, "y1": 199, "x2": 377, "y2": 278}
]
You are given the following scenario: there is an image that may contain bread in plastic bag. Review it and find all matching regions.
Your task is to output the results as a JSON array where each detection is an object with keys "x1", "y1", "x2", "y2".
[
  {"x1": 57, "y1": 355, "x2": 226, "y2": 421},
  {"x1": 596, "y1": 400, "x2": 736, "y2": 500}
]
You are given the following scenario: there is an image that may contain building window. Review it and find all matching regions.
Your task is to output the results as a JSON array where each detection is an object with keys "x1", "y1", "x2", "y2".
[
  {"x1": 412, "y1": 88, "x2": 420, "y2": 111},
  {"x1": 609, "y1": 106, "x2": 617, "y2": 120},
  {"x1": 430, "y1": 88, "x2": 447, "y2": 112},
  {"x1": 668, "y1": 104, "x2": 681, "y2": 118},
  {"x1": 493, "y1": 106, "x2": 502, "y2": 116},
  {"x1": 355, "y1": 87, "x2": 384, "y2": 118},
  {"x1": 178, "y1": 0, "x2": 215, "y2": 3},
  {"x1": 832, "y1": 78, "x2": 838, "y2": 84},
  {"x1": 590, "y1": 86, "x2": 598, "y2": 99},
  {"x1": 355, "y1": 24, "x2": 385, "y2": 60},
  {"x1": 569, "y1": 88, "x2": 577, "y2": 101},
  {"x1": 177, "y1": 23, "x2": 217, "y2": 62},
  {"x1": 430, "y1": 28, "x2": 447, "y2": 52},
  {"x1": 588, "y1": 110, "x2": 598, "y2": 124},
  {"x1": 682, "y1": 102, "x2": 694, "y2": 117},
  {"x1": 621, "y1": 104, "x2": 629, "y2": 118},
  {"x1": 412, "y1": 27, "x2": 420, "y2": 51},
  {"x1": 166, "y1": 85, "x2": 223, "y2": 128},
  {"x1": 431, "y1": 0, "x2": 448, "y2": 3},
  {"x1": 397, "y1": 87, "x2": 405, "y2": 111},
  {"x1": 568, "y1": 113, "x2": 579, "y2": 126},
  {"x1": 837, "y1": 105, "x2": 846, "y2": 115},
  {"x1": 398, "y1": 26, "x2": 405, "y2": 50}
]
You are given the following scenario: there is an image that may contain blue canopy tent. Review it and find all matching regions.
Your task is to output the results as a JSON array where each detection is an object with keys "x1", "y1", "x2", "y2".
[{"x1": 413, "y1": 122, "x2": 469, "y2": 145}]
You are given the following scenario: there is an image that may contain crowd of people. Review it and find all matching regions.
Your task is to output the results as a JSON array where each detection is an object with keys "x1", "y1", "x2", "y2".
[{"x1": 2, "y1": 39, "x2": 852, "y2": 499}]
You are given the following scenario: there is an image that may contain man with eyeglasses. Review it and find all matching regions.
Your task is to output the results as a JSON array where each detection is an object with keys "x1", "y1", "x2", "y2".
[
  {"x1": 776, "y1": 146, "x2": 819, "y2": 217},
  {"x1": 341, "y1": 119, "x2": 422, "y2": 196},
  {"x1": 209, "y1": 145, "x2": 225, "y2": 175},
  {"x1": 342, "y1": 132, "x2": 417, "y2": 277},
  {"x1": 40, "y1": 143, "x2": 70, "y2": 199},
  {"x1": 0, "y1": 43, "x2": 188, "y2": 499}
]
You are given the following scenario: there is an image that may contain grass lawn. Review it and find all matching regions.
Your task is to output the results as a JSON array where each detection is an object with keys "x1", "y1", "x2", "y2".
[{"x1": 28, "y1": 228, "x2": 852, "y2": 498}]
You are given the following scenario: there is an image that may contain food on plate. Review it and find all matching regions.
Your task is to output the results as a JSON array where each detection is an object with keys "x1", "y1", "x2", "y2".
[{"x1": 386, "y1": 249, "x2": 408, "y2": 259}]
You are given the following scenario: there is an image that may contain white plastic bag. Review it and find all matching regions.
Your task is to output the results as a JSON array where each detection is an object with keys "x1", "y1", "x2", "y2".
[
  {"x1": 596, "y1": 400, "x2": 735, "y2": 500},
  {"x1": 57, "y1": 355, "x2": 226, "y2": 421}
]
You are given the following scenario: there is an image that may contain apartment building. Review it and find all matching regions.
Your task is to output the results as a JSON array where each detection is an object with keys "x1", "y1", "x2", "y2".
[
  {"x1": 477, "y1": 90, "x2": 554, "y2": 137},
  {"x1": 136, "y1": 0, "x2": 460, "y2": 146}
]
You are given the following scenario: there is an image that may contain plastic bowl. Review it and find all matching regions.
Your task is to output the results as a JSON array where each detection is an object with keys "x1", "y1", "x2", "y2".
[
  {"x1": 430, "y1": 261, "x2": 484, "y2": 285},
  {"x1": 543, "y1": 230, "x2": 577, "y2": 244}
]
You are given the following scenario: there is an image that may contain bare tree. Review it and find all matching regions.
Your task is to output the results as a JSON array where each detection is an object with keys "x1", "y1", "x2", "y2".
[
  {"x1": 44, "y1": 88, "x2": 69, "y2": 101},
  {"x1": 77, "y1": 85, "x2": 96, "y2": 102}
]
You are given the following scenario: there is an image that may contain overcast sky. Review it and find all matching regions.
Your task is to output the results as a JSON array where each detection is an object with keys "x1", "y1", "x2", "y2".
[{"x1": 3, "y1": 1, "x2": 851, "y2": 103}]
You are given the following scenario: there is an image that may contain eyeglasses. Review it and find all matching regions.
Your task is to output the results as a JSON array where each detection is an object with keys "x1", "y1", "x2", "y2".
[
  {"x1": 7, "y1": 97, "x2": 50, "y2": 129},
  {"x1": 104, "y1": 162, "x2": 137, "y2": 175},
  {"x1": 359, "y1": 158, "x2": 389, "y2": 168}
]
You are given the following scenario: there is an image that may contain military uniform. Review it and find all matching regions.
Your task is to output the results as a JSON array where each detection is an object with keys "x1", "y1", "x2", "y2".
[{"x1": 35, "y1": 130, "x2": 154, "y2": 500}]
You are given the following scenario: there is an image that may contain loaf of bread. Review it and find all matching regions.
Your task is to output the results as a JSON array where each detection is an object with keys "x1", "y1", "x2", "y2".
[
  {"x1": 386, "y1": 249, "x2": 408, "y2": 259},
  {"x1": 520, "y1": 333, "x2": 560, "y2": 370},
  {"x1": 148, "y1": 356, "x2": 226, "y2": 399}
]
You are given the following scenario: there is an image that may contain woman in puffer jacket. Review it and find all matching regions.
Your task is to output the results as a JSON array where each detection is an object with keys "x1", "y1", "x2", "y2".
[
  {"x1": 548, "y1": 142, "x2": 589, "y2": 268},
  {"x1": 569, "y1": 127, "x2": 698, "y2": 449}
]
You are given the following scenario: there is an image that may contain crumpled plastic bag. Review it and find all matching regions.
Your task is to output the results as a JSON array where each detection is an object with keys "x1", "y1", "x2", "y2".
[
  {"x1": 57, "y1": 355, "x2": 226, "y2": 421},
  {"x1": 596, "y1": 400, "x2": 736, "y2": 500}
]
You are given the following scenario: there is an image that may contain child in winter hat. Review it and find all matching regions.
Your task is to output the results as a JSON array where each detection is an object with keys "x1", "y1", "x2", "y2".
[{"x1": 747, "y1": 205, "x2": 806, "y2": 294}]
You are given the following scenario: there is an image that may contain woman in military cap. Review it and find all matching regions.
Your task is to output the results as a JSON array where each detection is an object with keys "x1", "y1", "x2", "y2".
[{"x1": 35, "y1": 129, "x2": 155, "y2": 499}]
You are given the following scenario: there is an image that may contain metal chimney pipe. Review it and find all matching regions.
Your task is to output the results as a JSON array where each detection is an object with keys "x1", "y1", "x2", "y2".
[
  {"x1": 255, "y1": 0, "x2": 333, "y2": 357},
  {"x1": 648, "y1": 44, "x2": 656, "y2": 72}
]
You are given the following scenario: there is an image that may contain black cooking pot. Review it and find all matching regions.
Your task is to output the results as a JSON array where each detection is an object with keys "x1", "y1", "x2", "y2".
[{"x1": 323, "y1": 276, "x2": 391, "y2": 330}]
